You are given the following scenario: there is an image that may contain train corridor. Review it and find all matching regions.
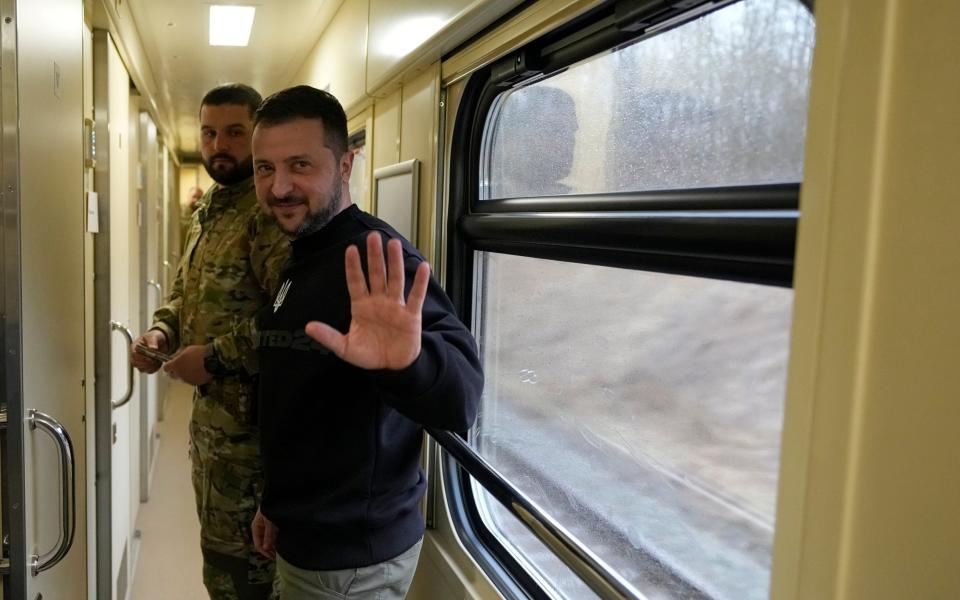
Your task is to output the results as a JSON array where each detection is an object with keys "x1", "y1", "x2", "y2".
[{"x1": 129, "y1": 381, "x2": 206, "y2": 599}]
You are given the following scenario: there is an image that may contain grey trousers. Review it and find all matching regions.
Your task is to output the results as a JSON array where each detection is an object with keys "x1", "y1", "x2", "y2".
[{"x1": 276, "y1": 539, "x2": 423, "y2": 600}]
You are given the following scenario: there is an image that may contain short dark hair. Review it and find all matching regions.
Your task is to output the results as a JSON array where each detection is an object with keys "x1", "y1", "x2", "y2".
[
  {"x1": 200, "y1": 83, "x2": 262, "y2": 119},
  {"x1": 254, "y1": 85, "x2": 348, "y2": 157}
]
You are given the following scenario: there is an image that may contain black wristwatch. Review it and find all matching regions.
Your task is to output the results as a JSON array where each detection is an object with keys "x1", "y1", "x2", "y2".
[{"x1": 203, "y1": 345, "x2": 229, "y2": 378}]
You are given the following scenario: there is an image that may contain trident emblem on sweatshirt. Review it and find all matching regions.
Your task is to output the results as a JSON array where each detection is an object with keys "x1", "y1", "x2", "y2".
[{"x1": 273, "y1": 279, "x2": 292, "y2": 313}]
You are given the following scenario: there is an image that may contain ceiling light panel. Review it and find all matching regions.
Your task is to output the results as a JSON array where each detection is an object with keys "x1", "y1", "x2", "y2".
[{"x1": 209, "y1": 5, "x2": 256, "y2": 47}]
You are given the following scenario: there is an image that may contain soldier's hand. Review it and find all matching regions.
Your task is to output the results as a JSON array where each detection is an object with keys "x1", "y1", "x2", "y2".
[
  {"x1": 164, "y1": 344, "x2": 213, "y2": 385},
  {"x1": 131, "y1": 329, "x2": 168, "y2": 374},
  {"x1": 252, "y1": 507, "x2": 277, "y2": 559}
]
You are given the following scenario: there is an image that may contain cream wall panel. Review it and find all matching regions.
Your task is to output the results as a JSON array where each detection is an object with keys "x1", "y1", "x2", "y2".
[
  {"x1": 293, "y1": 0, "x2": 369, "y2": 112},
  {"x1": 372, "y1": 89, "x2": 402, "y2": 171},
  {"x1": 15, "y1": 0, "x2": 88, "y2": 596},
  {"x1": 836, "y1": 2, "x2": 960, "y2": 597},
  {"x1": 366, "y1": 0, "x2": 527, "y2": 93},
  {"x1": 440, "y1": 0, "x2": 601, "y2": 85},
  {"x1": 399, "y1": 64, "x2": 440, "y2": 257},
  {"x1": 367, "y1": 0, "x2": 472, "y2": 93},
  {"x1": 408, "y1": 531, "x2": 502, "y2": 600},
  {"x1": 773, "y1": 0, "x2": 960, "y2": 599},
  {"x1": 92, "y1": 0, "x2": 177, "y2": 149}
]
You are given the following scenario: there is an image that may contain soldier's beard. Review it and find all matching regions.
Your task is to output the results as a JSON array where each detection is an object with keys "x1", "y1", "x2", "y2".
[
  {"x1": 203, "y1": 153, "x2": 254, "y2": 186},
  {"x1": 295, "y1": 182, "x2": 342, "y2": 239}
]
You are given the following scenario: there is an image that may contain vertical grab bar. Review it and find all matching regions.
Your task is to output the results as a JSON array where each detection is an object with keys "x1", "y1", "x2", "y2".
[
  {"x1": 28, "y1": 410, "x2": 76, "y2": 576},
  {"x1": 110, "y1": 321, "x2": 135, "y2": 409}
]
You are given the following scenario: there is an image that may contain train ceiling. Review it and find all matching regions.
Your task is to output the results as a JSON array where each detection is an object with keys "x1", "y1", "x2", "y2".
[{"x1": 125, "y1": 0, "x2": 343, "y2": 155}]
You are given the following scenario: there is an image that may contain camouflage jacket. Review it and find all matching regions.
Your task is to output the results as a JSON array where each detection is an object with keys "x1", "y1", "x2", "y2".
[{"x1": 152, "y1": 177, "x2": 289, "y2": 378}]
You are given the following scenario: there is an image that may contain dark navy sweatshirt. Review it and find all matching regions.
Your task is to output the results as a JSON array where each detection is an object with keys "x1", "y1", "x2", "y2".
[{"x1": 257, "y1": 204, "x2": 482, "y2": 570}]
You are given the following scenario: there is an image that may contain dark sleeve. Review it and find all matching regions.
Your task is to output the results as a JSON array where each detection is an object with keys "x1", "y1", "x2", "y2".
[{"x1": 373, "y1": 251, "x2": 483, "y2": 432}]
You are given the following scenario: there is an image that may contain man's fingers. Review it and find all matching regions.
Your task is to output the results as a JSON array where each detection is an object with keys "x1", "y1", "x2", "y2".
[
  {"x1": 406, "y1": 261, "x2": 430, "y2": 316},
  {"x1": 344, "y1": 245, "x2": 369, "y2": 300},
  {"x1": 305, "y1": 321, "x2": 346, "y2": 358},
  {"x1": 387, "y1": 238, "x2": 405, "y2": 302},
  {"x1": 133, "y1": 358, "x2": 161, "y2": 374},
  {"x1": 261, "y1": 515, "x2": 277, "y2": 558},
  {"x1": 162, "y1": 353, "x2": 180, "y2": 379},
  {"x1": 252, "y1": 523, "x2": 263, "y2": 552},
  {"x1": 365, "y1": 232, "x2": 387, "y2": 295}
]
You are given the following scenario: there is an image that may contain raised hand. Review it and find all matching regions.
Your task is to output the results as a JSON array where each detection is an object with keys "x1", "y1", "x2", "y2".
[{"x1": 305, "y1": 232, "x2": 430, "y2": 371}]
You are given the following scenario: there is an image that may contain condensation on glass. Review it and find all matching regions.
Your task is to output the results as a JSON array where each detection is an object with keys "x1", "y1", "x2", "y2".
[
  {"x1": 473, "y1": 253, "x2": 794, "y2": 599},
  {"x1": 481, "y1": 0, "x2": 815, "y2": 200}
]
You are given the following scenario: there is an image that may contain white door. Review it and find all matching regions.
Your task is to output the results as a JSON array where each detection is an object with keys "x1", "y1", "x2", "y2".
[
  {"x1": 138, "y1": 111, "x2": 163, "y2": 503},
  {"x1": 0, "y1": 0, "x2": 88, "y2": 597},
  {"x1": 92, "y1": 29, "x2": 141, "y2": 600}
]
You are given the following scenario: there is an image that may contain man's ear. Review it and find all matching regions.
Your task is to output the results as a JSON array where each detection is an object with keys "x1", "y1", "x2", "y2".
[{"x1": 340, "y1": 149, "x2": 355, "y2": 182}]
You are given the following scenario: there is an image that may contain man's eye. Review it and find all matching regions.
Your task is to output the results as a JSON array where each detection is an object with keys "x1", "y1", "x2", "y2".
[
  {"x1": 294, "y1": 161, "x2": 310, "y2": 170},
  {"x1": 256, "y1": 165, "x2": 274, "y2": 176}
]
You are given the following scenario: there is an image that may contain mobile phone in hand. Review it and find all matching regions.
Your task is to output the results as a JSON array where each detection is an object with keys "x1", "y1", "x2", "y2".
[{"x1": 136, "y1": 343, "x2": 171, "y2": 363}]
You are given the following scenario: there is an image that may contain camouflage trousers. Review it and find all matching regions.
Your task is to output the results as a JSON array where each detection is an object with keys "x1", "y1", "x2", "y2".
[{"x1": 190, "y1": 382, "x2": 276, "y2": 600}]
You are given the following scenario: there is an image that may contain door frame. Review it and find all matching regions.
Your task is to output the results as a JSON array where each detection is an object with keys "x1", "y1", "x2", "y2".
[
  {"x1": 92, "y1": 27, "x2": 115, "y2": 600},
  {"x1": 0, "y1": 0, "x2": 28, "y2": 595}
]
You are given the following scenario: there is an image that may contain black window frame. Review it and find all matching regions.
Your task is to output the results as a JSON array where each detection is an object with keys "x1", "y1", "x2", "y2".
[{"x1": 438, "y1": 0, "x2": 814, "y2": 597}]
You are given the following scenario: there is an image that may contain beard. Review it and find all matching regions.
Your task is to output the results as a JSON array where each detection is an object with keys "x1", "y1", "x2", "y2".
[
  {"x1": 295, "y1": 182, "x2": 342, "y2": 238},
  {"x1": 269, "y1": 180, "x2": 343, "y2": 239},
  {"x1": 202, "y1": 152, "x2": 254, "y2": 186}
]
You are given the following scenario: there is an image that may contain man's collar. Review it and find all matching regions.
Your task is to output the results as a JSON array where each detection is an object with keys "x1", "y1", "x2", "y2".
[
  {"x1": 208, "y1": 176, "x2": 256, "y2": 208},
  {"x1": 198, "y1": 176, "x2": 256, "y2": 222}
]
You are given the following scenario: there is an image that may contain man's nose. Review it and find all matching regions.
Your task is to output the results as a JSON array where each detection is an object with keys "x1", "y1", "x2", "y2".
[
  {"x1": 271, "y1": 169, "x2": 293, "y2": 197},
  {"x1": 213, "y1": 133, "x2": 229, "y2": 152}
]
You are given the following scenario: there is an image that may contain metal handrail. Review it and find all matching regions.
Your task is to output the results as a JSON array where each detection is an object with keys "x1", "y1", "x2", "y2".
[
  {"x1": 109, "y1": 321, "x2": 135, "y2": 409},
  {"x1": 427, "y1": 429, "x2": 646, "y2": 600},
  {"x1": 147, "y1": 279, "x2": 162, "y2": 298},
  {"x1": 28, "y1": 410, "x2": 76, "y2": 576}
]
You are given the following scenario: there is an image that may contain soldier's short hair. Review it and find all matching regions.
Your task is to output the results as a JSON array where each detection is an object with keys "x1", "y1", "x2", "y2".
[
  {"x1": 200, "y1": 83, "x2": 262, "y2": 119},
  {"x1": 254, "y1": 85, "x2": 348, "y2": 158}
]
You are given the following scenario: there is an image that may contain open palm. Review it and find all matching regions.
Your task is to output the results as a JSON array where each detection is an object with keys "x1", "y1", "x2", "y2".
[{"x1": 305, "y1": 232, "x2": 430, "y2": 371}]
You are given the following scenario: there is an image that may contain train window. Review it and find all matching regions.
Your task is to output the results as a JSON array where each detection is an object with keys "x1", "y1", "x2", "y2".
[
  {"x1": 447, "y1": 0, "x2": 815, "y2": 597},
  {"x1": 472, "y1": 252, "x2": 792, "y2": 598},
  {"x1": 482, "y1": 0, "x2": 815, "y2": 200}
]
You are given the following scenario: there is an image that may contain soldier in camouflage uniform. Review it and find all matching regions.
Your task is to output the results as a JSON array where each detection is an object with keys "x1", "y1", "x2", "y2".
[{"x1": 131, "y1": 84, "x2": 289, "y2": 600}]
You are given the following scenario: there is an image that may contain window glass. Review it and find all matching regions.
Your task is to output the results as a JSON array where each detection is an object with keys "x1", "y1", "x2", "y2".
[
  {"x1": 482, "y1": 0, "x2": 815, "y2": 199},
  {"x1": 472, "y1": 252, "x2": 793, "y2": 599}
]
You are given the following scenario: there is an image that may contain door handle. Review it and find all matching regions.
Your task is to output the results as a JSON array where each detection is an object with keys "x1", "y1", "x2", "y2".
[
  {"x1": 28, "y1": 410, "x2": 76, "y2": 576},
  {"x1": 147, "y1": 279, "x2": 162, "y2": 299},
  {"x1": 110, "y1": 321, "x2": 135, "y2": 409}
]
